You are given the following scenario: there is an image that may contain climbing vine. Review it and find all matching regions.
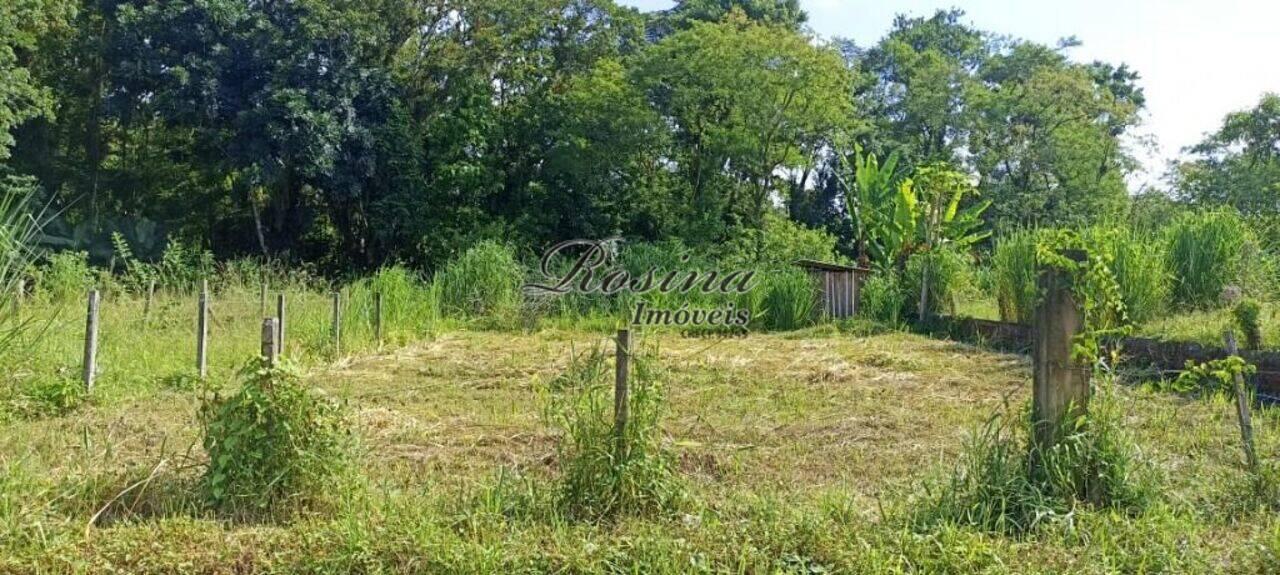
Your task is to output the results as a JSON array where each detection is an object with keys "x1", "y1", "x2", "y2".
[{"x1": 1034, "y1": 230, "x2": 1132, "y2": 365}]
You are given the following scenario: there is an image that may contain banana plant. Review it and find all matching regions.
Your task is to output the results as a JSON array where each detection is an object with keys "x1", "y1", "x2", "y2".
[{"x1": 837, "y1": 144, "x2": 913, "y2": 268}]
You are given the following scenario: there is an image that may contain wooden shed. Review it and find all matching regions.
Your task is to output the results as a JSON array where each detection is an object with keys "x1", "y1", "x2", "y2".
[{"x1": 794, "y1": 260, "x2": 872, "y2": 319}]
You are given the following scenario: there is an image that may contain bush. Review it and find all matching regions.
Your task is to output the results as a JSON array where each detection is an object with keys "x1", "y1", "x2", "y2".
[
  {"x1": 199, "y1": 358, "x2": 352, "y2": 517},
  {"x1": 1165, "y1": 210, "x2": 1255, "y2": 309},
  {"x1": 859, "y1": 271, "x2": 906, "y2": 326},
  {"x1": 991, "y1": 230, "x2": 1040, "y2": 324},
  {"x1": 903, "y1": 247, "x2": 971, "y2": 318},
  {"x1": 545, "y1": 343, "x2": 681, "y2": 520},
  {"x1": 436, "y1": 240, "x2": 523, "y2": 318},
  {"x1": 155, "y1": 238, "x2": 215, "y2": 293},
  {"x1": 36, "y1": 251, "x2": 93, "y2": 302},
  {"x1": 755, "y1": 268, "x2": 817, "y2": 331}
]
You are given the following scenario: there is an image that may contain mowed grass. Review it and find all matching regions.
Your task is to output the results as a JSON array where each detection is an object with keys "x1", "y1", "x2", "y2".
[{"x1": 5, "y1": 320, "x2": 1280, "y2": 572}]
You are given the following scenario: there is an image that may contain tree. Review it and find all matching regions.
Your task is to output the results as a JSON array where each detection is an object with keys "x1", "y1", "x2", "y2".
[
  {"x1": 1174, "y1": 93, "x2": 1280, "y2": 217},
  {"x1": 0, "y1": 0, "x2": 73, "y2": 160},
  {"x1": 635, "y1": 13, "x2": 853, "y2": 241}
]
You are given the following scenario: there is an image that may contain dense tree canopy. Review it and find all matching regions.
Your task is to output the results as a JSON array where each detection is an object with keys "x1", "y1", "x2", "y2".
[{"x1": 0, "y1": 2, "x2": 1232, "y2": 275}]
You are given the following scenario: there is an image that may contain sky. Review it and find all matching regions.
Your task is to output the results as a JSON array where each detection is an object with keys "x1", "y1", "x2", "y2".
[{"x1": 618, "y1": 0, "x2": 1280, "y2": 190}]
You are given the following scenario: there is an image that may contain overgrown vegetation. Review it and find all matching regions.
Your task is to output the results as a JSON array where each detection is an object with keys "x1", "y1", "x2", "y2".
[
  {"x1": 199, "y1": 358, "x2": 352, "y2": 518},
  {"x1": 544, "y1": 343, "x2": 682, "y2": 520}
]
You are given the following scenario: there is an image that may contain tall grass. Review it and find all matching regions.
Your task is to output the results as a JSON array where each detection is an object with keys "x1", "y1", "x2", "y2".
[
  {"x1": 1087, "y1": 227, "x2": 1170, "y2": 324},
  {"x1": 346, "y1": 266, "x2": 440, "y2": 345},
  {"x1": 544, "y1": 342, "x2": 682, "y2": 520},
  {"x1": 991, "y1": 229, "x2": 1040, "y2": 325},
  {"x1": 0, "y1": 184, "x2": 42, "y2": 359},
  {"x1": 913, "y1": 379, "x2": 1153, "y2": 535},
  {"x1": 756, "y1": 268, "x2": 817, "y2": 331},
  {"x1": 859, "y1": 271, "x2": 906, "y2": 326},
  {"x1": 436, "y1": 240, "x2": 523, "y2": 318},
  {"x1": 1165, "y1": 210, "x2": 1255, "y2": 309},
  {"x1": 904, "y1": 247, "x2": 971, "y2": 318}
]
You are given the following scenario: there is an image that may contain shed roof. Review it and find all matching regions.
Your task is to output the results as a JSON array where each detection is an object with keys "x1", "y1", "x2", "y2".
[{"x1": 793, "y1": 259, "x2": 872, "y2": 273}]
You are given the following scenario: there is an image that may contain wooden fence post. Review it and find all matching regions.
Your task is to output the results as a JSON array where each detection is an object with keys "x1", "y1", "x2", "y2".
[
  {"x1": 374, "y1": 291, "x2": 383, "y2": 343},
  {"x1": 1032, "y1": 251, "x2": 1090, "y2": 453},
  {"x1": 1224, "y1": 330, "x2": 1259, "y2": 472},
  {"x1": 262, "y1": 318, "x2": 279, "y2": 366},
  {"x1": 614, "y1": 329, "x2": 631, "y2": 446},
  {"x1": 143, "y1": 278, "x2": 156, "y2": 323},
  {"x1": 276, "y1": 293, "x2": 286, "y2": 357},
  {"x1": 13, "y1": 278, "x2": 23, "y2": 317},
  {"x1": 83, "y1": 290, "x2": 100, "y2": 393},
  {"x1": 196, "y1": 279, "x2": 209, "y2": 378},
  {"x1": 331, "y1": 290, "x2": 342, "y2": 356},
  {"x1": 259, "y1": 282, "x2": 268, "y2": 318}
]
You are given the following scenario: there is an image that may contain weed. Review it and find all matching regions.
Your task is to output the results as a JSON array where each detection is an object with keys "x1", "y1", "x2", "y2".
[
  {"x1": 544, "y1": 342, "x2": 683, "y2": 520},
  {"x1": 756, "y1": 269, "x2": 818, "y2": 331},
  {"x1": 1165, "y1": 209, "x2": 1255, "y2": 309},
  {"x1": 859, "y1": 271, "x2": 905, "y2": 326},
  {"x1": 436, "y1": 240, "x2": 523, "y2": 318},
  {"x1": 199, "y1": 357, "x2": 353, "y2": 518}
]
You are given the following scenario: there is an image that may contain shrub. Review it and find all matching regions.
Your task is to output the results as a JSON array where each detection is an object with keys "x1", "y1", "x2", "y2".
[
  {"x1": 903, "y1": 247, "x2": 971, "y2": 318},
  {"x1": 436, "y1": 240, "x2": 523, "y2": 318},
  {"x1": 37, "y1": 251, "x2": 93, "y2": 302},
  {"x1": 1234, "y1": 299, "x2": 1263, "y2": 351},
  {"x1": 545, "y1": 343, "x2": 681, "y2": 520},
  {"x1": 199, "y1": 358, "x2": 352, "y2": 517},
  {"x1": 1165, "y1": 210, "x2": 1255, "y2": 308},
  {"x1": 991, "y1": 230, "x2": 1039, "y2": 324},
  {"x1": 756, "y1": 268, "x2": 817, "y2": 331},
  {"x1": 155, "y1": 238, "x2": 215, "y2": 293}
]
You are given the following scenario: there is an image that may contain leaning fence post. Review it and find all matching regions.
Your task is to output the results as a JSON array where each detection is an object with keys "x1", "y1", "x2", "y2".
[
  {"x1": 276, "y1": 293, "x2": 286, "y2": 357},
  {"x1": 196, "y1": 279, "x2": 209, "y2": 378},
  {"x1": 614, "y1": 329, "x2": 631, "y2": 446},
  {"x1": 331, "y1": 290, "x2": 342, "y2": 356},
  {"x1": 83, "y1": 290, "x2": 100, "y2": 393},
  {"x1": 1032, "y1": 250, "x2": 1090, "y2": 454},
  {"x1": 262, "y1": 318, "x2": 279, "y2": 366},
  {"x1": 1224, "y1": 330, "x2": 1259, "y2": 472},
  {"x1": 374, "y1": 291, "x2": 383, "y2": 343}
]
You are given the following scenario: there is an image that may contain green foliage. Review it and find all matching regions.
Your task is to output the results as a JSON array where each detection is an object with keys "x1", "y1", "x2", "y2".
[
  {"x1": 1035, "y1": 229, "x2": 1132, "y2": 362},
  {"x1": 1164, "y1": 210, "x2": 1255, "y2": 309},
  {"x1": 3, "y1": 373, "x2": 87, "y2": 419},
  {"x1": 838, "y1": 145, "x2": 910, "y2": 266},
  {"x1": 199, "y1": 357, "x2": 352, "y2": 517},
  {"x1": 348, "y1": 266, "x2": 439, "y2": 344},
  {"x1": 155, "y1": 239, "x2": 214, "y2": 293},
  {"x1": 1234, "y1": 300, "x2": 1264, "y2": 351},
  {"x1": 904, "y1": 247, "x2": 972, "y2": 317},
  {"x1": 36, "y1": 250, "x2": 92, "y2": 301},
  {"x1": 991, "y1": 229, "x2": 1040, "y2": 324},
  {"x1": 720, "y1": 212, "x2": 840, "y2": 267},
  {"x1": 756, "y1": 268, "x2": 817, "y2": 331},
  {"x1": 544, "y1": 344, "x2": 682, "y2": 520},
  {"x1": 1086, "y1": 227, "x2": 1170, "y2": 325},
  {"x1": 859, "y1": 271, "x2": 906, "y2": 326},
  {"x1": 1170, "y1": 356, "x2": 1256, "y2": 396},
  {"x1": 915, "y1": 387, "x2": 1153, "y2": 535},
  {"x1": 435, "y1": 241, "x2": 523, "y2": 318}
]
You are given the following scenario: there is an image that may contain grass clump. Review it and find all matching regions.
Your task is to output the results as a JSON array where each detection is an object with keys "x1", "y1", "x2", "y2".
[
  {"x1": 914, "y1": 382, "x2": 1153, "y2": 536},
  {"x1": 756, "y1": 268, "x2": 818, "y2": 331},
  {"x1": 991, "y1": 229, "x2": 1040, "y2": 324},
  {"x1": 544, "y1": 341, "x2": 682, "y2": 521},
  {"x1": 1089, "y1": 227, "x2": 1171, "y2": 324},
  {"x1": 904, "y1": 247, "x2": 971, "y2": 318},
  {"x1": 1234, "y1": 299, "x2": 1263, "y2": 350},
  {"x1": 859, "y1": 271, "x2": 906, "y2": 326},
  {"x1": 199, "y1": 357, "x2": 353, "y2": 518},
  {"x1": 436, "y1": 240, "x2": 523, "y2": 318},
  {"x1": 1165, "y1": 209, "x2": 1255, "y2": 309}
]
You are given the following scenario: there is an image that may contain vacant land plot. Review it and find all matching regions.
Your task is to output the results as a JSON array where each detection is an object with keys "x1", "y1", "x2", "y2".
[{"x1": 4, "y1": 328, "x2": 1280, "y2": 573}]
